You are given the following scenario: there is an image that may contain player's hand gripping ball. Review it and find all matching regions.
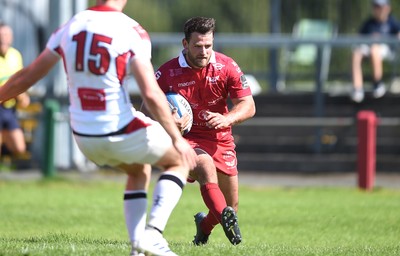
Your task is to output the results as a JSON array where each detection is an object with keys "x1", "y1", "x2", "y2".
[{"x1": 166, "y1": 92, "x2": 193, "y2": 135}]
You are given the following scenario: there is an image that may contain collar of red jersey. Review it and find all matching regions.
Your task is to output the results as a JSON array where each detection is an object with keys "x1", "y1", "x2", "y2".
[
  {"x1": 88, "y1": 5, "x2": 120, "y2": 12},
  {"x1": 178, "y1": 50, "x2": 216, "y2": 68}
]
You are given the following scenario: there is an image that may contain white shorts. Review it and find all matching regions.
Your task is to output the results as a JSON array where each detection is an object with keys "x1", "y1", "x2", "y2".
[
  {"x1": 73, "y1": 115, "x2": 172, "y2": 167},
  {"x1": 356, "y1": 44, "x2": 394, "y2": 60}
]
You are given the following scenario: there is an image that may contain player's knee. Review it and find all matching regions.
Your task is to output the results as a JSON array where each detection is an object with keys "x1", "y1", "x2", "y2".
[{"x1": 193, "y1": 166, "x2": 218, "y2": 184}]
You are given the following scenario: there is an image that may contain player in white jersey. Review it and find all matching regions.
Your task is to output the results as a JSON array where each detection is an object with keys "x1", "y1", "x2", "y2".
[{"x1": 0, "y1": 0, "x2": 196, "y2": 255}]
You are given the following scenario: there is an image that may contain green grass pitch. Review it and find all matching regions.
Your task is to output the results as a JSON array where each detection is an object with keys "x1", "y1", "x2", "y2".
[{"x1": 0, "y1": 175, "x2": 399, "y2": 256}]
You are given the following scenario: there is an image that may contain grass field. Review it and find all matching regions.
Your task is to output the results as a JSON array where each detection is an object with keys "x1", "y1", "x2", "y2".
[{"x1": 1, "y1": 174, "x2": 400, "y2": 256}]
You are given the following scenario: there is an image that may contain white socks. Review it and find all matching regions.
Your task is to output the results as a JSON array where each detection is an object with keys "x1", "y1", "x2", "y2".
[
  {"x1": 147, "y1": 171, "x2": 186, "y2": 231},
  {"x1": 124, "y1": 171, "x2": 186, "y2": 243},
  {"x1": 124, "y1": 190, "x2": 147, "y2": 243}
]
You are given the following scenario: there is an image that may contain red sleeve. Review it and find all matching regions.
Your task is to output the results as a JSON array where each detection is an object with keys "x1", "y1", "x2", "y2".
[
  {"x1": 155, "y1": 65, "x2": 169, "y2": 93},
  {"x1": 226, "y1": 60, "x2": 252, "y2": 99}
]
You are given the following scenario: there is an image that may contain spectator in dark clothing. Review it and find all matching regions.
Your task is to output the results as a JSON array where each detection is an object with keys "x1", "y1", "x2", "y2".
[{"x1": 350, "y1": 0, "x2": 400, "y2": 103}]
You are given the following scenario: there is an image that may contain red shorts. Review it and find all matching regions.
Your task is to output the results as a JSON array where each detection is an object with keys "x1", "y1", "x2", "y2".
[{"x1": 185, "y1": 136, "x2": 238, "y2": 177}]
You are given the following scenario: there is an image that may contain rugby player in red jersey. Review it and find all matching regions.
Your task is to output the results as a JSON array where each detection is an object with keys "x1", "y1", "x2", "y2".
[{"x1": 155, "y1": 17, "x2": 256, "y2": 245}]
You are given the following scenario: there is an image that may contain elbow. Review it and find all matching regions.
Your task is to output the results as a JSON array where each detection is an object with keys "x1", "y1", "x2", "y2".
[
  {"x1": 249, "y1": 102, "x2": 256, "y2": 118},
  {"x1": 251, "y1": 107, "x2": 256, "y2": 118}
]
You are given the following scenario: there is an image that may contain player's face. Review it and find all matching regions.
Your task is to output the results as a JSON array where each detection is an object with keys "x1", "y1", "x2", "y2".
[
  {"x1": 183, "y1": 32, "x2": 213, "y2": 69},
  {"x1": 0, "y1": 26, "x2": 13, "y2": 56}
]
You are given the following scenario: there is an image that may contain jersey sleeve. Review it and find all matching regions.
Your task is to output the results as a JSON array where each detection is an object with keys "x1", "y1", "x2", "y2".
[
  {"x1": 155, "y1": 64, "x2": 170, "y2": 93},
  {"x1": 46, "y1": 22, "x2": 69, "y2": 56},
  {"x1": 226, "y1": 59, "x2": 252, "y2": 99},
  {"x1": 129, "y1": 24, "x2": 152, "y2": 61}
]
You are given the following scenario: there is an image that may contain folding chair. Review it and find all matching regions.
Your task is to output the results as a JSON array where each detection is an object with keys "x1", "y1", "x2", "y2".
[{"x1": 278, "y1": 19, "x2": 337, "y2": 91}]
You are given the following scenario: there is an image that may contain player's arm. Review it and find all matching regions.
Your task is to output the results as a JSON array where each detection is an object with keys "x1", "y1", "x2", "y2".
[
  {"x1": 131, "y1": 60, "x2": 175, "y2": 131},
  {"x1": 206, "y1": 95, "x2": 255, "y2": 129},
  {"x1": 228, "y1": 95, "x2": 256, "y2": 125},
  {"x1": 0, "y1": 49, "x2": 59, "y2": 103},
  {"x1": 131, "y1": 58, "x2": 184, "y2": 140},
  {"x1": 140, "y1": 73, "x2": 191, "y2": 134},
  {"x1": 130, "y1": 57, "x2": 196, "y2": 166},
  {"x1": 141, "y1": 101, "x2": 191, "y2": 134}
]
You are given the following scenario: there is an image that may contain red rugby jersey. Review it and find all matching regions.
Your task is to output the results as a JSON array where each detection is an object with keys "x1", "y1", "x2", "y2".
[{"x1": 156, "y1": 51, "x2": 252, "y2": 141}]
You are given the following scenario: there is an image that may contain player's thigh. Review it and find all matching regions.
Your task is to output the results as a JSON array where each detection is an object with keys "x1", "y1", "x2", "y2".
[
  {"x1": 217, "y1": 172, "x2": 239, "y2": 211},
  {"x1": 192, "y1": 150, "x2": 218, "y2": 184},
  {"x1": 2, "y1": 128, "x2": 26, "y2": 153}
]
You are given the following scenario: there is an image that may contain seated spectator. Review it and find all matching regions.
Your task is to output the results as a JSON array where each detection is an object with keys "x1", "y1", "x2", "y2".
[
  {"x1": 0, "y1": 22, "x2": 30, "y2": 161},
  {"x1": 351, "y1": 0, "x2": 400, "y2": 103}
]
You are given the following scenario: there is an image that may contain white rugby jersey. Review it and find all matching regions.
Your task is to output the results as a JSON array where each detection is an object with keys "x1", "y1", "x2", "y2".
[{"x1": 46, "y1": 5, "x2": 151, "y2": 135}]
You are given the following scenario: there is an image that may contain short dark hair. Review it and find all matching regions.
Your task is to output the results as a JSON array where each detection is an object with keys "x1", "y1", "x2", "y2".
[{"x1": 183, "y1": 17, "x2": 215, "y2": 41}]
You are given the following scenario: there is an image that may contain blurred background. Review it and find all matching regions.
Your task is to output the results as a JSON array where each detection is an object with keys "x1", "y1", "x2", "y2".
[{"x1": 1, "y1": 0, "x2": 400, "y2": 175}]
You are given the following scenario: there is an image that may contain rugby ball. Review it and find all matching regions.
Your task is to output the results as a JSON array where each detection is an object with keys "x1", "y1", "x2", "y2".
[{"x1": 166, "y1": 92, "x2": 193, "y2": 135}]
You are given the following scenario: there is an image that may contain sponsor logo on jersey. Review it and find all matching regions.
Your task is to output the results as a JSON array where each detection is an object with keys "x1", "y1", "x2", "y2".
[
  {"x1": 168, "y1": 68, "x2": 183, "y2": 77},
  {"x1": 206, "y1": 76, "x2": 219, "y2": 84},
  {"x1": 190, "y1": 102, "x2": 199, "y2": 109},
  {"x1": 175, "y1": 68, "x2": 183, "y2": 75},
  {"x1": 223, "y1": 150, "x2": 237, "y2": 168},
  {"x1": 196, "y1": 109, "x2": 225, "y2": 127},
  {"x1": 155, "y1": 70, "x2": 161, "y2": 80},
  {"x1": 178, "y1": 80, "x2": 196, "y2": 87},
  {"x1": 207, "y1": 96, "x2": 223, "y2": 106},
  {"x1": 192, "y1": 121, "x2": 208, "y2": 127},
  {"x1": 212, "y1": 63, "x2": 225, "y2": 70},
  {"x1": 198, "y1": 109, "x2": 209, "y2": 120},
  {"x1": 240, "y1": 75, "x2": 249, "y2": 89}
]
